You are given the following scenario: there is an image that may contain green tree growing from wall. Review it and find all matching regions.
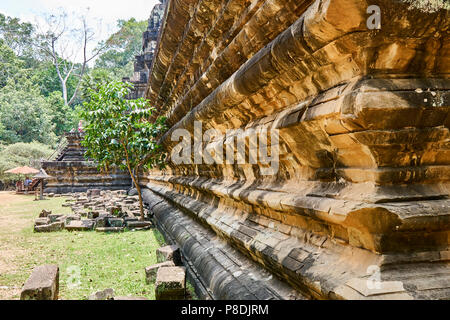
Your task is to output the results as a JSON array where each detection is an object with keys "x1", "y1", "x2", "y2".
[{"x1": 80, "y1": 81, "x2": 166, "y2": 221}]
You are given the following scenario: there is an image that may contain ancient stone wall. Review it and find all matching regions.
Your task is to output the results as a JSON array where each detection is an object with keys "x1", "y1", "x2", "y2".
[
  {"x1": 142, "y1": 0, "x2": 450, "y2": 299},
  {"x1": 42, "y1": 133, "x2": 131, "y2": 194}
]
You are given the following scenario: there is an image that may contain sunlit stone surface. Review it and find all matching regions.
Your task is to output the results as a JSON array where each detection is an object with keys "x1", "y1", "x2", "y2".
[{"x1": 141, "y1": 0, "x2": 449, "y2": 299}]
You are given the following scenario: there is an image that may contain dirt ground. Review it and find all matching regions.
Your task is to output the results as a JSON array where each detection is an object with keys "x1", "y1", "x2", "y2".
[{"x1": 0, "y1": 192, "x2": 33, "y2": 299}]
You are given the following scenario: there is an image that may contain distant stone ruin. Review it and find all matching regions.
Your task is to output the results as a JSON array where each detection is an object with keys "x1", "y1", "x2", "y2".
[
  {"x1": 122, "y1": 0, "x2": 167, "y2": 99},
  {"x1": 41, "y1": 132, "x2": 131, "y2": 194},
  {"x1": 34, "y1": 189, "x2": 152, "y2": 233}
]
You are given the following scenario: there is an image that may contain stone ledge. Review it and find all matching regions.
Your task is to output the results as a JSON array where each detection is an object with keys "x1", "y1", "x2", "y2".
[{"x1": 143, "y1": 186, "x2": 450, "y2": 300}]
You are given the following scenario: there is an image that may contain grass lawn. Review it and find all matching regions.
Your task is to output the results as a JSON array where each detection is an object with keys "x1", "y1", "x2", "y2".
[{"x1": 0, "y1": 192, "x2": 172, "y2": 300}]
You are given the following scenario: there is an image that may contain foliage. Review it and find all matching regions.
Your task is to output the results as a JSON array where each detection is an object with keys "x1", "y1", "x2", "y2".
[
  {"x1": 403, "y1": 0, "x2": 450, "y2": 12},
  {"x1": 0, "y1": 142, "x2": 53, "y2": 183},
  {"x1": 95, "y1": 18, "x2": 147, "y2": 79},
  {"x1": 0, "y1": 13, "x2": 34, "y2": 57},
  {"x1": 0, "y1": 78, "x2": 57, "y2": 145},
  {"x1": 32, "y1": 60, "x2": 80, "y2": 100},
  {"x1": 80, "y1": 81, "x2": 166, "y2": 220},
  {"x1": 0, "y1": 40, "x2": 26, "y2": 89},
  {"x1": 80, "y1": 68, "x2": 115, "y2": 101}
]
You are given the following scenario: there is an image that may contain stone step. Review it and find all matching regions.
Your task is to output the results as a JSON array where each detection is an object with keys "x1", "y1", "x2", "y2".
[{"x1": 155, "y1": 267, "x2": 186, "y2": 300}]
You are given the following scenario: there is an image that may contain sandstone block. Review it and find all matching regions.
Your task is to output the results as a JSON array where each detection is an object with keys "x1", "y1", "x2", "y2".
[
  {"x1": 96, "y1": 227, "x2": 124, "y2": 233},
  {"x1": 157, "y1": 245, "x2": 182, "y2": 265},
  {"x1": 155, "y1": 267, "x2": 186, "y2": 300},
  {"x1": 126, "y1": 221, "x2": 152, "y2": 229},
  {"x1": 89, "y1": 288, "x2": 114, "y2": 300},
  {"x1": 107, "y1": 218, "x2": 124, "y2": 228},
  {"x1": 65, "y1": 214, "x2": 81, "y2": 223},
  {"x1": 65, "y1": 220, "x2": 95, "y2": 231},
  {"x1": 39, "y1": 209, "x2": 52, "y2": 218},
  {"x1": 48, "y1": 214, "x2": 64, "y2": 223},
  {"x1": 34, "y1": 218, "x2": 50, "y2": 226},
  {"x1": 34, "y1": 222, "x2": 64, "y2": 233},
  {"x1": 20, "y1": 265, "x2": 59, "y2": 300},
  {"x1": 87, "y1": 189, "x2": 101, "y2": 198},
  {"x1": 145, "y1": 261, "x2": 175, "y2": 284}
]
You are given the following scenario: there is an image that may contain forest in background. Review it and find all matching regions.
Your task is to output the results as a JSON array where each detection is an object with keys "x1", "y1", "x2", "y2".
[{"x1": 0, "y1": 12, "x2": 147, "y2": 186}]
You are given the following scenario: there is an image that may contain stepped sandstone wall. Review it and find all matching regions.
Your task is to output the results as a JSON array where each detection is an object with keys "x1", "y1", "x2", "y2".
[{"x1": 141, "y1": 0, "x2": 450, "y2": 299}]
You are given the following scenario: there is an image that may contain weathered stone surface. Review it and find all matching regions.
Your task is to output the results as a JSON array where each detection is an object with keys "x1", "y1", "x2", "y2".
[
  {"x1": 34, "y1": 222, "x2": 64, "y2": 233},
  {"x1": 140, "y1": 0, "x2": 450, "y2": 301},
  {"x1": 107, "y1": 218, "x2": 124, "y2": 228},
  {"x1": 156, "y1": 245, "x2": 182, "y2": 265},
  {"x1": 65, "y1": 220, "x2": 95, "y2": 231},
  {"x1": 20, "y1": 265, "x2": 59, "y2": 300},
  {"x1": 126, "y1": 221, "x2": 152, "y2": 229},
  {"x1": 87, "y1": 189, "x2": 101, "y2": 198},
  {"x1": 39, "y1": 210, "x2": 51, "y2": 218},
  {"x1": 155, "y1": 267, "x2": 186, "y2": 300},
  {"x1": 48, "y1": 214, "x2": 64, "y2": 223},
  {"x1": 96, "y1": 227, "x2": 125, "y2": 233},
  {"x1": 89, "y1": 288, "x2": 115, "y2": 300},
  {"x1": 34, "y1": 218, "x2": 50, "y2": 226},
  {"x1": 64, "y1": 214, "x2": 81, "y2": 223},
  {"x1": 145, "y1": 261, "x2": 175, "y2": 284}
]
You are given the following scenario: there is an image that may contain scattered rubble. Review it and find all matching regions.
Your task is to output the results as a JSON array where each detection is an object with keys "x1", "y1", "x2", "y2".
[
  {"x1": 34, "y1": 189, "x2": 153, "y2": 233},
  {"x1": 156, "y1": 245, "x2": 182, "y2": 266}
]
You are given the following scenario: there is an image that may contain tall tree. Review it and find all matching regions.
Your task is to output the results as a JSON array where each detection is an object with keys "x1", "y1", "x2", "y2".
[{"x1": 35, "y1": 11, "x2": 106, "y2": 106}]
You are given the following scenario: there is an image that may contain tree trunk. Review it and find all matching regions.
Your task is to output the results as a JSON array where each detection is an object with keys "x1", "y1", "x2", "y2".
[
  {"x1": 126, "y1": 166, "x2": 145, "y2": 221},
  {"x1": 135, "y1": 182, "x2": 145, "y2": 222}
]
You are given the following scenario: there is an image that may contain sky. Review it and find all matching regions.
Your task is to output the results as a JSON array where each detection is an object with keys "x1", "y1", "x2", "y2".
[{"x1": 0, "y1": 0, "x2": 160, "y2": 62}]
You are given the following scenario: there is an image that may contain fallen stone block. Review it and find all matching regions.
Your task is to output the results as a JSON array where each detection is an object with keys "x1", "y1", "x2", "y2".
[
  {"x1": 34, "y1": 218, "x2": 50, "y2": 226},
  {"x1": 96, "y1": 227, "x2": 125, "y2": 233},
  {"x1": 20, "y1": 265, "x2": 59, "y2": 300},
  {"x1": 88, "y1": 211, "x2": 100, "y2": 219},
  {"x1": 65, "y1": 220, "x2": 95, "y2": 232},
  {"x1": 145, "y1": 261, "x2": 175, "y2": 284},
  {"x1": 107, "y1": 218, "x2": 124, "y2": 228},
  {"x1": 48, "y1": 214, "x2": 64, "y2": 223},
  {"x1": 89, "y1": 288, "x2": 114, "y2": 300},
  {"x1": 34, "y1": 222, "x2": 64, "y2": 233},
  {"x1": 65, "y1": 214, "x2": 81, "y2": 224},
  {"x1": 39, "y1": 210, "x2": 52, "y2": 218},
  {"x1": 95, "y1": 216, "x2": 107, "y2": 228},
  {"x1": 155, "y1": 267, "x2": 186, "y2": 300},
  {"x1": 87, "y1": 189, "x2": 101, "y2": 198},
  {"x1": 157, "y1": 245, "x2": 182, "y2": 265},
  {"x1": 126, "y1": 221, "x2": 152, "y2": 229}
]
